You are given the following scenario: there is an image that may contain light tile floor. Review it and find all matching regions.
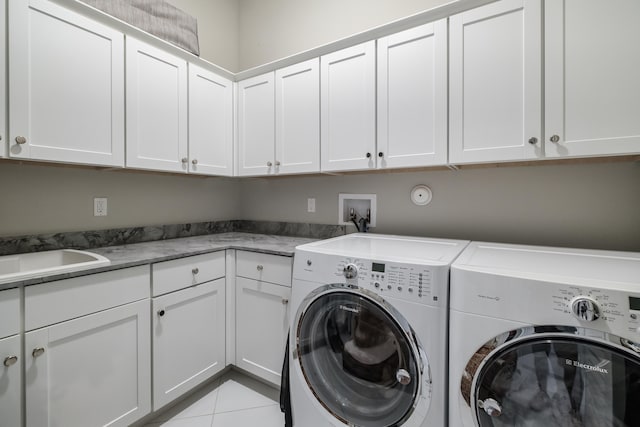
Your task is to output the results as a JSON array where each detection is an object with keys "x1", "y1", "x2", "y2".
[{"x1": 143, "y1": 370, "x2": 284, "y2": 427}]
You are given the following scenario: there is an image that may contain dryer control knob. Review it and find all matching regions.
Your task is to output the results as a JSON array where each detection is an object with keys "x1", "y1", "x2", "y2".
[
  {"x1": 570, "y1": 297, "x2": 600, "y2": 322},
  {"x1": 343, "y1": 264, "x2": 358, "y2": 279}
]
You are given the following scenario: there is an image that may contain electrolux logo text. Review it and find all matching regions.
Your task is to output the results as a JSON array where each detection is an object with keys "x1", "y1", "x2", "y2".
[{"x1": 565, "y1": 359, "x2": 609, "y2": 374}]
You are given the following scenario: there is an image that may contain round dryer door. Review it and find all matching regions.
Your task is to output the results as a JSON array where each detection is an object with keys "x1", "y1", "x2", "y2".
[
  {"x1": 468, "y1": 330, "x2": 640, "y2": 427},
  {"x1": 294, "y1": 284, "x2": 429, "y2": 427}
]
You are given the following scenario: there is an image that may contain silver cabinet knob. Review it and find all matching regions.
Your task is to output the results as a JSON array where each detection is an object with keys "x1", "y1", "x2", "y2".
[
  {"x1": 550, "y1": 134, "x2": 560, "y2": 143},
  {"x1": 15, "y1": 136, "x2": 27, "y2": 145},
  {"x1": 3, "y1": 355, "x2": 18, "y2": 367},
  {"x1": 192, "y1": 267, "x2": 199, "y2": 275},
  {"x1": 181, "y1": 157, "x2": 188, "y2": 163},
  {"x1": 267, "y1": 161, "x2": 273, "y2": 167},
  {"x1": 256, "y1": 264, "x2": 264, "y2": 271},
  {"x1": 528, "y1": 137, "x2": 538, "y2": 145},
  {"x1": 479, "y1": 398, "x2": 502, "y2": 417},
  {"x1": 192, "y1": 159, "x2": 198, "y2": 165},
  {"x1": 157, "y1": 309, "x2": 165, "y2": 317},
  {"x1": 282, "y1": 298, "x2": 289, "y2": 305},
  {"x1": 275, "y1": 160, "x2": 281, "y2": 166},
  {"x1": 32, "y1": 347, "x2": 45, "y2": 358},
  {"x1": 396, "y1": 369, "x2": 411, "y2": 385}
]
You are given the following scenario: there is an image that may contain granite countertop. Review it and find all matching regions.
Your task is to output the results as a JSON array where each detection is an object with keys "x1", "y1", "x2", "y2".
[{"x1": 0, "y1": 232, "x2": 319, "y2": 290}]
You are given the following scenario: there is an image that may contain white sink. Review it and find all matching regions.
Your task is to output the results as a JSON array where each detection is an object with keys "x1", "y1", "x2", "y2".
[{"x1": 0, "y1": 249, "x2": 110, "y2": 284}]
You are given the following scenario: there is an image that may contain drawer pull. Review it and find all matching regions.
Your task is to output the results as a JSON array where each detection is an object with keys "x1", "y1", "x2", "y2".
[
  {"x1": 3, "y1": 355, "x2": 18, "y2": 367},
  {"x1": 192, "y1": 268, "x2": 199, "y2": 275},
  {"x1": 158, "y1": 309, "x2": 166, "y2": 317},
  {"x1": 282, "y1": 298, "x2": 289, "y2": 305},
  {"x1": 32, "y1": 347, "x2": 45, "y2": 358},
  {"x1": 256, "y1": 265, "x2": 264, "y2": 271}
]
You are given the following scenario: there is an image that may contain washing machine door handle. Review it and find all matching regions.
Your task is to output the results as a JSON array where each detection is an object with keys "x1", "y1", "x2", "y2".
[{"x1": 478, "y1": 398, "x2": 502, "y2": 417}]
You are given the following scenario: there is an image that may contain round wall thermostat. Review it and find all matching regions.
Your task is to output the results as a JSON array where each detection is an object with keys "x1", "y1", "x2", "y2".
[{"x1": 410, "y1": 185, "x2": 432, "y2": 206}]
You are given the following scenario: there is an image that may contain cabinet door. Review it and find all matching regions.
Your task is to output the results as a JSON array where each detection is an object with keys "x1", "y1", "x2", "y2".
[
  {"x1": 275, "y1": 58, "x2": 320, "y2": 174},
  {"x1": 237, "y1": 72, "x2": 275, "y2": 176},
  {"x1": 8, "y1": 0, "x2": 124, "y2": 166},
  {"x1": 449, "y1": 0, "x2": 542, "y2": 164},
  {"x1": 0, "y1": 334, "x2": 21, "y2": 427},
  {"x1": 25, "y1": 300, "x2": 151, "y2": 427},
  {"x1": 545, "y1": 0, "x2": 640, "y2": 157},
  {"x1": 378, "y1": 21, "x2": 448, "y2": 168},
  {"x1": 126, "y1": 37, "x2": 188, "y2": 173},
  {"x1": 321, "y1": 41, "x2": 376, "y2": 172},
  {"x1": 188, "y1": 64, "x2": 234, "y2": 176},
  {"x1": 152, "y1": 278, "x2": 226, "y2": 410},
  {"x1": 236, "y1": 277, "x2": 290, "y2": 386},
  {"x1": 0, "y1": 0, "x2": 6, "y2": 158}
]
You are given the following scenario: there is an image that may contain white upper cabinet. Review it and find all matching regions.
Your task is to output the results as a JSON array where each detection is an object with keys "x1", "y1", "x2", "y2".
[
  {"x1": 321, "y1": 41, "x2": 376, "y2": 172},
  {"x1": 0, "y1": 0, "x2": 6, "y2": 158},
  {"x1": 188, "y1": 63, "x2": 234, "y2": 176},
  {"x1": 8, "y1": 0, "x2": 125, "y2": 167},
  {"x1": 544, "y1": 0, "x2": 640, "y2": 158},
  {"x1": 275, "y1": 58, "x2": 320, "y2": 174},
  {"x1": 377, "y1": 21, "x2": 448, "y2": 168},
  {"x1": 126, "y1": 37, "x2": 188, "y2": 173},
  {"x1": 237, "y1": 72, "x2": 275, "y2": 176},
  {"x1": 449, "y1": 0, "x2": 542, "y2": 164}
]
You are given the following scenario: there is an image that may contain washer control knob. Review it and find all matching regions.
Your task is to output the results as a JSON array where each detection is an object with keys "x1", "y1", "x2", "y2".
[
  {"x1": 343, "y1": 264, "x2": 358, "y2": 279},
  {"x1": 374, "y1": 282, "x2": 380, "y2": 288},
  {"x1": 570, "y1": 296, "x2": 600, "y2": 322}
]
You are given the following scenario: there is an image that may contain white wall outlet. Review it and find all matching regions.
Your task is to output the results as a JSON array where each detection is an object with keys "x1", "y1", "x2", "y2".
[
  {"x1": 307, "y1": 198, "x2": 316, "y2": 213},
  {"x1": 94, "y1": 198, "x2": 108, "y2": 217},
  {"x1": 338, "y1": 193, "x2": 376, "y2": 227}
]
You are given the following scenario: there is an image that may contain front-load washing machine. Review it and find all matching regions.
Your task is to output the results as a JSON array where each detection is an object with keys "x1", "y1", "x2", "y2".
[
  {"x1": 448, "y1": 242, "x2": 640, "y2": 427},
  {"x1": 286, "y1": 233, "x2": 469, "y2": 427}
]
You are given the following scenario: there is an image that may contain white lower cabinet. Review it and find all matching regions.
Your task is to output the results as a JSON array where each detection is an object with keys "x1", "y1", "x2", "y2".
[
  {"x1": 0, "y1": 334, "x2": 21, "y2": 427},
  {"x1": 236, "y1": 276, "x2": 290, "y2": 386},
  {"x1": 152, "y1": 278, "x2": 226, "y2": 410},
  {"x1": 25, "y1": 299, "x2": 151, "y2": 427}
]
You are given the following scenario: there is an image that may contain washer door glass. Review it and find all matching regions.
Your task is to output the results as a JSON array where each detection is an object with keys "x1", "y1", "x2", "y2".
[
  {"x1": 297, "y1": 288, "x2": 420, "y2": 426},
  {"x1": 474, "y1": 338, "x2": 640, "y2": 427}
]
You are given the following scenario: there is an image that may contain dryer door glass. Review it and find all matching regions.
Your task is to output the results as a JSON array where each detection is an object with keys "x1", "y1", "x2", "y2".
[
  {"x1": 296, "y1": 288, "x2": 421, "y2": 426},
  {"x1": 473, "y1": 337, "x2": 640, "y2": 427}
]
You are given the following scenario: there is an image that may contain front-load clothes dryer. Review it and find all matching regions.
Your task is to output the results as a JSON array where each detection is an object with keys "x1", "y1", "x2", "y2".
[
  {"x1": 448, "y1": 242, "x2": 640, "y2": 427},
  {"x1": 287, "y1": 233, "x2": 469, "y2": 427}
]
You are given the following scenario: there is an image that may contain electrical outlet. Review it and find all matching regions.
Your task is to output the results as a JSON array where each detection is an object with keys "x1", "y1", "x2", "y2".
[
  {"x1": 307, "y1": 198, "x2": 316, "y2": 213},
  {"x1": 94, "y1": 198, "x2": 108, "y2": 217}
]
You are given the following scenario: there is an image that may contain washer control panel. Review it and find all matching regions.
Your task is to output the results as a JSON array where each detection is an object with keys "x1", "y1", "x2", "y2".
[{"x1": 335, "y1": 257, "x2": 443, "y2": 306}]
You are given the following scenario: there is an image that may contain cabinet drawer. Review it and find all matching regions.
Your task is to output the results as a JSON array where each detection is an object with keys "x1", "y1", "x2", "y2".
[
  {"x1": 152, "y1": 251, "x2": 225, "y2": 296},
  {"x1": 25, "y1": 265, "x2": 150, "y2": 331},
  {"x1": 236, "y1": 251, "x2": 292, "y2": 287},
  {"x1": 0, "y1": 288, "x2": 20, "y2": 339}
]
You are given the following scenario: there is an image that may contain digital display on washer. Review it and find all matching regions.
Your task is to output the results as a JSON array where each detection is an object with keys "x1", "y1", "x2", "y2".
[
  {"x1": 629, "y1": 297, "x2": 640, "y2": 311},
  {"x1": 372, "y1": 263, "x2": 385, "y2": 273}
]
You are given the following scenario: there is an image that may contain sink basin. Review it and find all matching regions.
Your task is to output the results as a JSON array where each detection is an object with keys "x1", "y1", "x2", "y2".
[{"x1": 0, "y1": 249, "x2": 110, "y2": 285}]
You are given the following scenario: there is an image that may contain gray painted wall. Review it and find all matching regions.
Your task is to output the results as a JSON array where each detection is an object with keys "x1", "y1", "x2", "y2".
[
  {"x1": 238, "y1": 161, "x2": 640, "y2": 251},
  {"x1": 238, "y1": 0, "x2": 450, "y2": 70},
  {"x1": 0, "y1": 163, "x2": 240, "y2": 236}
]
